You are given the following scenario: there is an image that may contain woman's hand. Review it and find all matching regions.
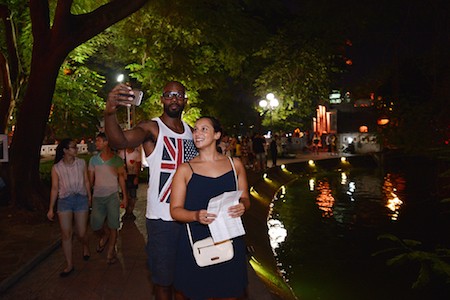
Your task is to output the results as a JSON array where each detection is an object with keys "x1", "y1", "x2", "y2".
[
  {"x1": 47, "y1": 210, "x2": 55, "y2": 221},
  {"x1": 228, "y1": 202, "x2": 246, "y2": 218},
  {"x1": 196, "y1": 209, "x2": 216, "y2": 224}
]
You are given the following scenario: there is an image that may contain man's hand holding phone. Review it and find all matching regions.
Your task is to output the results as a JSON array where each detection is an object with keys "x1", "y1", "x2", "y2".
[{"x1": 105, "y1": 84, "x2": 143, "y2": 115}]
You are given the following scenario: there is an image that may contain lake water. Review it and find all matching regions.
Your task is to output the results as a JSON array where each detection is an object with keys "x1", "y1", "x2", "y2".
[{"x1": 267, "y1": 156, "x2": 450, "y2": 300}]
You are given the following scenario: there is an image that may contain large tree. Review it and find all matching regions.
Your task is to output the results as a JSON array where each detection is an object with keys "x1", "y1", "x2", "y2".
[
  {"x1": 91, "y1": 0, "x2": 271, "y2": 128},
  {"x1": 4, "y1": 0, "x2": 148, "y2": 210}
]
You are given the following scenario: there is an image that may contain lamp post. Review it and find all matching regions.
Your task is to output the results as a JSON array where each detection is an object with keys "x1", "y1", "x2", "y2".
[
  {"x1": 117, "y1": 74, "x2": 131, "y2": 129},
  {"x1": 259, "y1": 93, "x2": 279, "y2": 130}
]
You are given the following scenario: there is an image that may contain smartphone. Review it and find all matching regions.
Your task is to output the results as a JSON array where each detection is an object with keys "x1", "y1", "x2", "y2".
[{"x1": 130, "y1": 89, "x2": 143, "y2": 106}]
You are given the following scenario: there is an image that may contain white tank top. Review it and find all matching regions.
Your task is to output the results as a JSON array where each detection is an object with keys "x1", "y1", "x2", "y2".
[{"x1": 145, "y1": 117, "x2": 198, "y2": 220}]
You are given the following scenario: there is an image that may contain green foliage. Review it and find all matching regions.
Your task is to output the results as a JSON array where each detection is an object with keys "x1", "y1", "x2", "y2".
[
  {"x1": 90, "y1": 0, "x2": 271, "y2": 130},
  {"x1": 374, "y1": 234, "x2": 450, "y2": 289},
  {"x1": 49, "y1": 64, "x2": 105, "y2": 141},
  {"x1": 48, "y1": 32, "x2": 115, "y2": 141},
  {"x1": 254, "y1": 33, "x2": 331, "y2": 130},
  {"x1": 2, "y1": 0, "x2": 350, "y2": 140}
]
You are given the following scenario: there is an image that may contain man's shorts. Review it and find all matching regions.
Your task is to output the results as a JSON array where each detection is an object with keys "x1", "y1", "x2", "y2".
[
  {"x1": 57, "y1": 193, "x2": 89, "y2": 213},
  {"x1": 146, "y1": 219, "x2": 181, "y2": 286},
  {"x1": 90, "y1": 193, "x2": 120, "y2": 231}
]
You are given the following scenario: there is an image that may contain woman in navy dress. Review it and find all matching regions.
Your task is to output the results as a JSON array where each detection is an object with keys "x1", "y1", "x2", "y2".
[{"x1": 170, "y1": 116, "x2": 250, "y2": 300}]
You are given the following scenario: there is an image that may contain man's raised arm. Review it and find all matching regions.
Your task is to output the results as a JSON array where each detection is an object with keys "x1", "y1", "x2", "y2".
[{"x1": 104, "y1": 83, "x2": 147, "y2": 149}]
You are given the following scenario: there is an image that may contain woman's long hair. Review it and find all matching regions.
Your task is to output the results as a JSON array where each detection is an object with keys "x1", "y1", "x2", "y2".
[{"x1": 54, "y1": 138, "x2": 73, "y2": 164}]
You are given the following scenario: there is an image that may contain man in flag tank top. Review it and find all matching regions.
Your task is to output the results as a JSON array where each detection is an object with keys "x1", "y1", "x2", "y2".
[{"x1": 104, "y1": 81, "x2": 198, "y2": 300}]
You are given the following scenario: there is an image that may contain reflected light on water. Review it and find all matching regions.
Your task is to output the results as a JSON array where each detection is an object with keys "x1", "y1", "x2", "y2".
[
  {"x1": 383, "y1": 173, "x2": 405, "y2": 221},
  {"x1": 267, "y1": 218, "x2": 288, "y2": 250},
  {"x1": 341, "y1": 172, "x2": 348, "y2": 185},
  {"x1": 316, "y1": 181, "x2": 335, "y2": 217},
  {"x1": 279, "y1": 185, "x2": 286, "y2": 200},
  {"x1": 309, "y1": 178, "x2": 315, "y2": 191},
  {"x1": 347, "y1": 181, "x2": 356, "y2": 201}
]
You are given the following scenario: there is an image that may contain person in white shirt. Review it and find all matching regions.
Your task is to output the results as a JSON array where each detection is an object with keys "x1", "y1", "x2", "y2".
[
  {"x1": 104, "y1": 81, "x2": 198, "y2": 300},
  {"x1": 118, "y1": 146, "x2": 142, "y2": 220}
]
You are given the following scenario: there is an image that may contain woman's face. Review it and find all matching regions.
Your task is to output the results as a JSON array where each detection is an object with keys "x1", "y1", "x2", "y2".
[
  {"x1": 64, "y1": 141, "x2": 78, "y2": 157},
  {"x1": 193, "y1": 118, "x2": 220, "y2": 149}
]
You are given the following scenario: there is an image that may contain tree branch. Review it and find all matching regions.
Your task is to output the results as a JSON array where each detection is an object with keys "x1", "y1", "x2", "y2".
[
  {"x1": 29, "y1": 0, "x2": 51, "y2": 47},
  {"x1": 58, "y1": 0, "x2": 149, "y2": 50},
  {"x1": 0, "y1": 4, "x2": 18, "y2": 83},
  {"x1": 52, "y1": 0, "x2": 74, "y2": 34},
  {"x1": 0, "y1": 52, "x2": 12, "y2": 133}
]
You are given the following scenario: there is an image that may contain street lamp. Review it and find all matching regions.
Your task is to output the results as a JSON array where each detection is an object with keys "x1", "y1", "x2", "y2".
[
  {"x1": 259, "y1": 93, "x2": 279, "y2": 129},
  {"x1": 117, "y1": 73, "x2": 131, "y2": 129}
]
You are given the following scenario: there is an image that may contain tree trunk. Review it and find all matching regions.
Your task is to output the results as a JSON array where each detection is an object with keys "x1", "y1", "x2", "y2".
[
  {"x1": 8, "y1": 50, "x2": 63, "y2": 210},
  {"x1": 5, "y1": 0, "x2": 149, "y2": 210}
]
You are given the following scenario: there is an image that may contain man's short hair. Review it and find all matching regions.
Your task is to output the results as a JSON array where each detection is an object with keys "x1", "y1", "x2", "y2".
[{"x1": 96, "y1": 132, "x2": 107, "y2": 141}]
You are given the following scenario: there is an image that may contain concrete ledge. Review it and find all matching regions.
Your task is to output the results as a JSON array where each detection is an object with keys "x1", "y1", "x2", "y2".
[{"x1": 0, "y1": 239, "x2": 61, "y2": 294}]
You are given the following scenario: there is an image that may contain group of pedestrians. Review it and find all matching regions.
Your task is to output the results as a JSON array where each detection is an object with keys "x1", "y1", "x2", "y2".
[
  {"x1": 48, "y1": 81, "x2": 250, "y2": 299},
  {"x1": 218, "y1": 132, "x2": 280, "y2": 172},
  {"x1": 48, "y1": 132, "x2": 141, "y2": 275}
]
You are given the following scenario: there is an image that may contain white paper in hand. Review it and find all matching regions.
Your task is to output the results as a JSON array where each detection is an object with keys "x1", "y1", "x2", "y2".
[{"x1": 207, "y1": 190, "x2": 246, "y2": 243}]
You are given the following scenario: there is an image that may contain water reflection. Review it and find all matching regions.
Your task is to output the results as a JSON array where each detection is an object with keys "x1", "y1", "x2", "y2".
[
  {"x1": 265, "y1": 161, "x2": 440, "y2": 299},
  {"x1": 341, "y1": 172, "x2": 348, "y2": 185},
  {"x1": 267, "y1": 218, "x2": 287, "y2": 250},
  {"x1": 315, "y1": 181, "x2": 335, "y2": 217},
  {"x1": 383, "y1": 173, "x2": 405, "y2": 221}
]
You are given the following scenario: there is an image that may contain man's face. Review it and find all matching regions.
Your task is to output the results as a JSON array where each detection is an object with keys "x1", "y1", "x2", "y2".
[
  {"x1": 161, "y1": 82, "x2": 186, "y2": 118},
  {"x1": 95, "y1": 137, "x2": 107, "y2": 151}
]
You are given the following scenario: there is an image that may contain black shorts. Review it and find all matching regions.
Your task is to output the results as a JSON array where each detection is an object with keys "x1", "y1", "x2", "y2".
[{"x1": 126, "y1": 175, "x2": 138, "y2": 198}]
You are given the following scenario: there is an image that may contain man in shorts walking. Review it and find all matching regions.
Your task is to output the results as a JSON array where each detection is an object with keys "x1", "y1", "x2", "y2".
[
  {"x1": 104, "y1": 81, "x2": 197, "y2": 299},
  {"x1": 89, "y1": 132, "x2": 127, "y2": 264}
]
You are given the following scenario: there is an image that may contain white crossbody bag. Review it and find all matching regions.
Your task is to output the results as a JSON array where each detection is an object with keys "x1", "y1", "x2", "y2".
[{"x1": 186, "y1": 157, "x2": 238, "y2": 267}]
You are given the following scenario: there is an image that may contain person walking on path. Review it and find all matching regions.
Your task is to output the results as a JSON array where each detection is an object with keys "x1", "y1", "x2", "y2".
[
  {"x1": 252, "y1": 133, "x2": 266, "y2": 171},
  {"x1": 118, "y1": 146, "x2": 142, "y2": 220},
  {"x1": 104, "y1": 81, "x2": 198, "y2": 300},
  {"x1": 170, "y1": 116, "x2": 250, "y2": 299},
  {"x1": 88, "y1": 132, "x2": 127, "y2": 265},
  {"x1": 47, "y1": 138, "x2": 92, "y2": 277},
  {"x1": 270, "y1": 135, "x2": 279, "y2": 167}
]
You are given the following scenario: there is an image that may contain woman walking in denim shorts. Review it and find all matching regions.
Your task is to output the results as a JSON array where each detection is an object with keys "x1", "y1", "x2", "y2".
[{"x1": 47, "y1": 138, "x2": 92, "y2": 277}]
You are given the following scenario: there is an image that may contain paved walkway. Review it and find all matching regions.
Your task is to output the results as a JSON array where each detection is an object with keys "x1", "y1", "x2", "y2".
[{"x1": 0, "y1": 151, "x2": 346, "y2": 299}]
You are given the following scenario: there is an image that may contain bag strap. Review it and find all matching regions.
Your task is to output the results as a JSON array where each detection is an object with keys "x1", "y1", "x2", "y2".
[
  {"x1": 228, "y1": 156, "x2": 238, "y2": 190},
  {"x1": 186, "y1": 223, "x2": 195, "y2": 247},
  {"x1": 186, "y1": 157, "x2": 238, "y2": 248}
]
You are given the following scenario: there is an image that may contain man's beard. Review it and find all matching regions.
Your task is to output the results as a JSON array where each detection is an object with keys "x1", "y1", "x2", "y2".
[{"x1": 164, "y1": 104, "x2": 184, "y2": 118}]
